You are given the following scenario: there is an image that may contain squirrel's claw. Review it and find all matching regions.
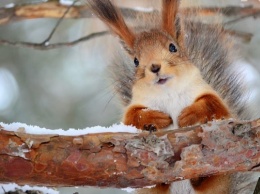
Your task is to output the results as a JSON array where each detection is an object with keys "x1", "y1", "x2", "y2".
[{"x1": 143, "y1": 124, "x2": 157, "y2": 133}]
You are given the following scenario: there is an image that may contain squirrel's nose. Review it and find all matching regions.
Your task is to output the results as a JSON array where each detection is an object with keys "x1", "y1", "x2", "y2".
[{"x1": 150, "y1": 64, "x2": 161, "y2": 73}]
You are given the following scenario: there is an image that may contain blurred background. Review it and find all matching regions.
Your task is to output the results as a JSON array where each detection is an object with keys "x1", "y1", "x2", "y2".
[{"x1": 0, "y1": 0, "x2": 259, "y2": 193}]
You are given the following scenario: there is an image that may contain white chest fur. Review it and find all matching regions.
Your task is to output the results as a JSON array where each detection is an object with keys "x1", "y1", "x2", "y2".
[{"x1": 129, "y1": 69, "x2": 214, "y2": 129}]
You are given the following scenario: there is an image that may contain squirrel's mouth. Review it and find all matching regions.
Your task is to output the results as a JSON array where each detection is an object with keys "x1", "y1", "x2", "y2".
[
  {"x1": 157, "y1": 78, "x2": 168, "y2": 84},
  {"x1": 156, "y1": 76, "x2": 171, "y2": 85}
]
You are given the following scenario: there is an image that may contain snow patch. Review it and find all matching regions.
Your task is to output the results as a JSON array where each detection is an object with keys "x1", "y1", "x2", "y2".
[
  {"x1": 59, "y1": 0, "x2": 73, "y2": 6},
  {"x1": 121, "y1": 187, "x2": 136, "y2": 193},
  {"x1": 0, "y1": 122, "x2": 140, "y2": 136},
  {"x1": 59, "y1": 0, "x2": 81, "y2": 6},
  {"x1": 0, "y1": 183, "x2": 59, "y2": 194},
  {"x1": 121, "y1": 185, "x2": 156, "y2": 193},
  {"x1": 133, "y1": 7, "x2": 155, "y2": 12},
  {"x1": 4, "y1": 3, "x2": 15, "y2": 8}
]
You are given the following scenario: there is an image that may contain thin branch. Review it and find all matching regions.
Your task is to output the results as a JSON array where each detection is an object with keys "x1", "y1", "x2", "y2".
[
  {"x1": 0, "y1": 0, "x2": 60, "y2": 9},
  {"x1": 0, "y1": 119, "x2": 259, "y2": 187},
  {"x1": 224, "y1": 10, "x2": 260, "y2": 25},
  {"x1": 0, "y1": 31, "x2": 109, "y2": 50},
  {"x1": 0, "y1": 2, "x2": 257, "y2": 49},
  {"x1": 225, "y1": 30, "x2": 253, "y2": 42},
  {"x1": 0, "y1": 2, "x2": 260, "y2": 25},
  {"x1": 41, "y1": 0, "x2": 79, "y2": 45}
]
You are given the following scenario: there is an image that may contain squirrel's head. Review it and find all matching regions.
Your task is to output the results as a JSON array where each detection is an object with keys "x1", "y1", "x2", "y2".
[
  {"x1": 88, "y1": 0, "x2": 193, "y2": 86},
  {"x1": 132, "y1": 29, "x2": 192, "y2": 86}
]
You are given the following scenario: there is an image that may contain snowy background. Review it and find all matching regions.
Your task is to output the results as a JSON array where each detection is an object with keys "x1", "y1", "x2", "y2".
[{"x1": 0, "y1": 0, "x2": 259, "y2": 193}]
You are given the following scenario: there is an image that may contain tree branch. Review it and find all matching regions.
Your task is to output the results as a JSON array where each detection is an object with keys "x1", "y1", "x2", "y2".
[
  {"x1": 0, "y1": 2, "x2": 258, "y2": 49},
  {"x1": 0, "y1": 31, "x2": 109, "y2": 50},
  {"x1": 0, "y1": 119, "x2": 259, "y2": 188},
  {"x1": 41, "y1": 0, "x2": 79, "y2": 45},
  {"x1": 0, "y1": 2, "x2": 260, "y2": 25}
]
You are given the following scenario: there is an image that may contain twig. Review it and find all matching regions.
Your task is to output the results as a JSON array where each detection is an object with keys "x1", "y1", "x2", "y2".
[
  {"x1": 0, "y1": 2, "x2": 258, "y2": 50},
  {"x1": 224, "y1": 10, "x2": 260, "y2": 25},
  {"x1": 41, "y1": 0, "x2": 79, "y2": 45},
  {"x1": 1, "y1": 1, "x2": 52, "y2": 9},
  {"x1": 1, "y1": 186, "x2": 6, "y2": 193},
  {"x1": 225, "y1": 30, "x2": 253, "y2": 42},
  {"x1": 0, "y1": 31, "x2": 109, "y2": 50},
  {"x1": 0, "y1": 2, "x2": 260, "y2": 25}
]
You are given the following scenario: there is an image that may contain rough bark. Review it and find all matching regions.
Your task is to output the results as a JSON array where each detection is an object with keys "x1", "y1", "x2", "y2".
[
  {"x1": 0, "y1": 119, "x2": 259, "y2": 188},
  {"x1": 0, "y1": 2, "x2": 259, "y2": 25}
]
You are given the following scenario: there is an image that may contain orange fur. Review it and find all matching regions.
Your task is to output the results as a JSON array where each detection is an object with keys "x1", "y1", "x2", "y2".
[
  {"x1": 137, "y1": 184, "x2": 171, "y2": 194},
  {"x1": 162, "y1": 0, "x2": 180, "y2": 38},
  {"x1": 191, "y1": 174, "x2": 231, "y2": 194},
  {"x1": 123, "y1": 105, "x2": 173, "y2": 130},
  {"x1": 87, "y1": 0, "x2": 135, "y2": 49},
  {"x1": 178, "y1": 93, "x2": 231, "y2": 127},
  {"x1": 162, "y1": 0, "x2": 185, "y2": 48}
]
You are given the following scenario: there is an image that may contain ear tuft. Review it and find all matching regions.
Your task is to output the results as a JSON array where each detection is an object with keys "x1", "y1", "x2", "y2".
[
  {"x1": 161, "y1": 0, "x2": 181, "y2": 39},
  {"x1": 87, "y1": 0, "x2": 135, "y2": 50}
]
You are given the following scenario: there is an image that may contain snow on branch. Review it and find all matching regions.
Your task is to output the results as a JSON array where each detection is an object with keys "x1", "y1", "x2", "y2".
[{"x1": 0, "y1": 119, "x2": 259, "y2": 188}]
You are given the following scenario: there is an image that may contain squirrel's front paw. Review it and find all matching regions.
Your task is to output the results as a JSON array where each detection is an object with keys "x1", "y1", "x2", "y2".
[
  {"x1": 140, "y1": 109, "x2": 173, "y2": 130},
  {"x1": 178, "y1": 107, "x2": 208, "y2": 128},
  {"x1": 178, "y1": 94, "x2": 231, "y2": 128},
  {"x1": 124, "y1": 105, "x2": 173, "y2": 130}
]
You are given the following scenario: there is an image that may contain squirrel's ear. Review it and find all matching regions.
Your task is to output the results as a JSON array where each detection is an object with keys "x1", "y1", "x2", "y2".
[
  {"x1": 161, "y1": 0, "x2": 181, "y2": 40},
  {"x1": 87, "y1": 0, "x2": 135, "y2": 50}
]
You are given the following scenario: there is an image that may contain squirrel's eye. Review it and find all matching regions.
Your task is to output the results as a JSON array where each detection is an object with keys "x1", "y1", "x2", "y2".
[
  {"x1": 134, "y1": 58, "x2": 139, "y2": 67},
  {"x1": 169, "y1": 43, "x2": 177, "y2": 53}
]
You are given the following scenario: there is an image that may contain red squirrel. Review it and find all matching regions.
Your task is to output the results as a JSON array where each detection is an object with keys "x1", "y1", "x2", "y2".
[{"x1": 87, "y1": 0, "x2": 257, "y2": 193}]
